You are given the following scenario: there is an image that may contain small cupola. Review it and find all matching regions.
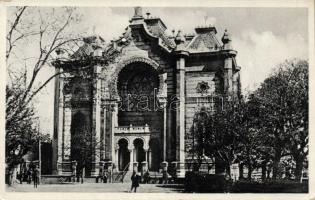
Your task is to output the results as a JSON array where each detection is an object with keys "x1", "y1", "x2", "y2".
[
  {"x1": 133, "y1": 6, "x2": 143, "y2": 19},
  {"x1": 175, "y1": 30, "x2": 186, "y2": 45},
  {"x1": 130, "y1": 7, "x2": 144, "y2": 24},
  {"x1": 195, "y1": 26, "x2": 217, "y2": 34},
  {"x1": 221, "y1": 29, "x2": 232, "y2": 50}
]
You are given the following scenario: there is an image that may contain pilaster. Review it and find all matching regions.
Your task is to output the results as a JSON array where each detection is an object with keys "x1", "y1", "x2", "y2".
[
  {"x1": 176, "y1": 56, "x2": 186, "y2": 178},
  {"x1": 111, "y1": 103, "x2": 118, "y2": 165},
  {"x1": 63, "y1": 102, "x2": 72, "y2": 160},
  {"x1": 56, "y1": 75, "x2": 64, "y2": 169},
  {"x1": 129, "y1": 148, "x2": 134, "y2": 172},
  {"x1": 101, "y1": 106, "x2": 107, "y2": 160},
  {"x1": 91, "y1": 65, "x2": 102, "y2": 176}
]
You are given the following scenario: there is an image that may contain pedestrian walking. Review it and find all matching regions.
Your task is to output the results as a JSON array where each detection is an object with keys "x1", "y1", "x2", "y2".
[
  {"x1": 32, "y1": 168, "x2": 39, "y2": 188},
  {"x1": 130, "y1": 171, "x2": 141, "y2": 193},
  {"x1": 26, "y1": 169, "x2": 31, "y2": 184}
]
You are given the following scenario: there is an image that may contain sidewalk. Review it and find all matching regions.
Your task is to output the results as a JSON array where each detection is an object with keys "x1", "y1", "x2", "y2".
[{"x1": 6, "y1": 182, "x2": 184, "y2": 193}]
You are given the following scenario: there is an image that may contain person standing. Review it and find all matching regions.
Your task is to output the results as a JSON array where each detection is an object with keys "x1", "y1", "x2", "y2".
[
  {"x1": 103, "y1": 170, "x2": 108, "y2": 183},
  {"x1": 80, "y1": 167, "x2": 85, "y2": 184},
  {"x1": 143, "y1": 170, "x2": 150, "y2": 184},
  {"x1": 26, "y1": 168, "x2": 31, "y2": 184},
  {"x1": 32, "y1": 167, "x2": 39, "y2": 188}
]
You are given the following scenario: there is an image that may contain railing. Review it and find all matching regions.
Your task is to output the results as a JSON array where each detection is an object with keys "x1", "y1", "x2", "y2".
[
  {"x1": 114, "y1": 162, "x2": 130, "y2": 183},
  {"x1": 115, "y1": 124, "x2": 160, "y2": 134},
  {"x1": 120, "y1": 163, "x2": 130, "y2": 183}
]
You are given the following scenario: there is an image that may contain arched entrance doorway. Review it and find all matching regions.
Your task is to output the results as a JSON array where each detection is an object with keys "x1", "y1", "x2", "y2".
[
  {"x1": 134, "y1": 138, "x2": 146, "y2": 172},
  {"x1": 71, "y1": 112, "x2": 92, "y2": 176},
  {"x1": 118, "y1": 139, "x2": 130, "y2": 171},
  {"x1": 149, "y1": 139, "x2": 161, "y2": 171}
]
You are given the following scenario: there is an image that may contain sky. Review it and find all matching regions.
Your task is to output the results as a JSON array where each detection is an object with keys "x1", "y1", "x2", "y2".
[{"x1": 7, "y1": 7, "x2": 309, "y2": 136}]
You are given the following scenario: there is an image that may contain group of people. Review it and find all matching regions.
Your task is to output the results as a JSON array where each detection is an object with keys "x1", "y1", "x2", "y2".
[{"x1": 16, "y1": 162, "x2": 39, "y2": 188}]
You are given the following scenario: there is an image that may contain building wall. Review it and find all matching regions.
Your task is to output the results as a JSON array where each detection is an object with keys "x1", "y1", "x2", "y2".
[{"x1": 184, "y1": 58, "x2": 226, "y2": 159}]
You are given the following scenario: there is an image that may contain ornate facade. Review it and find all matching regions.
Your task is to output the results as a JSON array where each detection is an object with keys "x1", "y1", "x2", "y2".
[{"x1": 52, "y1": 7, "x2": 241, "y2": 177}]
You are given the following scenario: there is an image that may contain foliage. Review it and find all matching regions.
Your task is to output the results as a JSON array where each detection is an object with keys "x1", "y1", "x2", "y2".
[
  {"x1": 253, "y1": 59, "x2": 308, "y2": 180},
  {"x1": 5, "y1": 81, "x2": 38, "y2": 169},
  {"x1": 191, "y1": 59, "x2": 308, "y2": 181}
]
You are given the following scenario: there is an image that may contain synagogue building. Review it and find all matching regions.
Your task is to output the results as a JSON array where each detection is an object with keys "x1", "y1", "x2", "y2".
[{"x1": 52, "y1": 7, "x2": 241, "y2": 178}]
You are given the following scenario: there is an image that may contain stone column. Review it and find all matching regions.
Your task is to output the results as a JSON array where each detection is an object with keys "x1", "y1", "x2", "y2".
[
  {"x1": 129, "y1": 148, "x2": 134, "y2": 172},
  {"x1": 157, "y1": 73, "x2": 168, "y2": 162},
  {"x1": 133, "y1": 147, "x2": 137, "y2": 162},
  {"x1": 133, "y1": 162, "x2": 138, "y2": 172},
  {"x1": 111, "y1": 103, "x2": 118, "y2": 166},
  {"x1": 148, "y1": 149, "x2": 152, "y2": 170},
  {"x1": 176, "y1": 56, "x2": 186, "y2": 178},
  {"x1": 114, "y1": 148, "x2": 119, "y2": 171},
  {"x1": 91, "y1": 65, "x2": 102, "y2": 177},
  {"x1": 101, "y1": 106, "x2": 106, "y2": 160},
  {"x1": 141, "y1": 161, "x2": 148, "y2": 173},
  {"x1": 144, "y1": 149, "x2": 148, "y2": 162},
  {"x1": 63, "y1": 94, "x2": 72, "y2": 161},
  {"x1": 224, "y1": 57, "x2": 233, "y2": 97},
  {"x1": 56, "y1": 76, "x2": 64, "y2": 174},
  {"x1": 141, "y1": 149, "x2": 149, "y2": 174},
  {"x1": 162, "y1": 103, "x2": 167, "y2": 161}
]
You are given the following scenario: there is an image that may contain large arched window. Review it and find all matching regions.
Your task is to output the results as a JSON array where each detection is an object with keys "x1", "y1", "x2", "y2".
[{"x1": 117, "y1": 62, "x2": 159, "y2": 112}]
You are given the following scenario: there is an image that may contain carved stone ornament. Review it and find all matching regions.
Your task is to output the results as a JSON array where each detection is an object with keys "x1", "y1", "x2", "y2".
[
  {"x1": 63, "y1": 82, "x2": 72, "y2": 95},
  {"x1": 196, "y1": 81, "x2": 210, "y2": 95}
]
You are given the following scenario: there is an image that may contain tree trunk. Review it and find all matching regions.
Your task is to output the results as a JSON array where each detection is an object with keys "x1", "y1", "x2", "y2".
[
  {"x1": 294, "y1": 159, "x2": 304, "y2": 182},
  {"x1": 239, "y1": 163, "x2": 244, "y2": 179},
  {"x1": 226, "y1": 164, "x2": 231, "y2": 178},
  {"x1": 247, "y1": 164, "x2": 252, "y2": 181},
  {"x1": 272, "y1": 150, "x2": 281, "y2": 180},
  {"x1": 261, "y1": 161, "x2": 266, "y2": 182},
  {"x1": 246, "y1": 152, "x2": 252, "y2": 181}
]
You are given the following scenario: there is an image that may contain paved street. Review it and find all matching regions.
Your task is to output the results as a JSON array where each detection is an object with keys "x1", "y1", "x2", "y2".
[{"x1": 6, "y1": 183, "x2": 184, "y2": 193}]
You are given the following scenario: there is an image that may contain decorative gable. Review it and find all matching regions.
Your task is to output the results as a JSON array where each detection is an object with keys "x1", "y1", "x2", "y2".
[{"x1": 186, "y1": 26, "x2": 221, "y2": 53}]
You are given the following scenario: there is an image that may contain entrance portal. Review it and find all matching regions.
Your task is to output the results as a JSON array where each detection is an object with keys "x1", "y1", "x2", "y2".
[
  {"x1": 71, "y1": 112, "x2": 92, "y2": 176},
  {"x1": 134, "y1": 138, "x2": 145, "y2": 172},
  {"x1": 149, "y1": 139, "x2": 161, "y2": 171},
  {"x1": 118, "y1": 139, "x2": 130, "y2": 171}
]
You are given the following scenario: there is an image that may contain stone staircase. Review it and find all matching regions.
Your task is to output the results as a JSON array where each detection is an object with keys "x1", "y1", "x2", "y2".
[
  {"x1": 112, "y1": 162, "x2": 132, "y2": 183},
  {"x1": 112, "y1": 171, "x2": 133, "y2": 183}
]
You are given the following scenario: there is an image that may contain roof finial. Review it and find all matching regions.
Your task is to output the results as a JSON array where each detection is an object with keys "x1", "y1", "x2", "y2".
[
  {"x1": 175, "y1": 29, "x2": 186, "y2": 44},
  {"x1": 146, "y1": 11, "x2": 151, "y2": 19},
  {"x1": 134, "y1": 7, "x2": 143, "y2": 18},
  {"x1": 222, "y1": 29, "x2": 232, "y2": 50},
  {"x1": 204, "y1": 16, "x2": 208, "y2": 26}
]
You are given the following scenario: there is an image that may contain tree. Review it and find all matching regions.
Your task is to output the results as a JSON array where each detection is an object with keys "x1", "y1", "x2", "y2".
[
  {"x1": 6, "y1": 6, "x2": 82, "y2": 169},
  {"x1": 5, "y1": 80, "x2": 38, "y2": 169},
  {"x1": 253, "y1": 59, "x2": 308, "y2": 180},
  {"x1": 193, "y1": 100, "x2": 242, "y2": 177},
  {"x1": 6, "y1": 7, "x2": 82, "y2": 119},
  {"x1": 235, "y1": 95, "x2": 273, "y2": 181}
]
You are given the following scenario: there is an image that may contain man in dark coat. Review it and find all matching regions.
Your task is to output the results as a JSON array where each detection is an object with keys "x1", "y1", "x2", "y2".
[
  {"x1": 130, "y1": 171, "x2": 141, "y2": 193},
  {"x1": 32, "y1": 168, "x2": 39, "y2": 188}
]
